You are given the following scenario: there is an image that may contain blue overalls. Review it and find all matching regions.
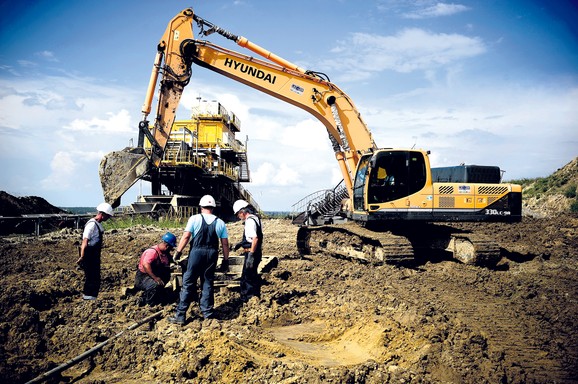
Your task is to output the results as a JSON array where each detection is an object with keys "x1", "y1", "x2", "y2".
[{"x1": 175, "y1": 215, "x2": 219, "y2": 319}]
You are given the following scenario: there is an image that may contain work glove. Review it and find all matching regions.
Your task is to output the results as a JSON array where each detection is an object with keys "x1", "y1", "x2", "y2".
[
  {"x1": 216, "y1": 258, "x2": 229, "y2": 273},
  {"x1": 246, "y1": 252, "x2": 255, "y2": 269},
  {"x1": 234, "y1": 241, "x2": 252, "y2": 251},
  {"x1": 173, "y1": 250, "x2": 183, "y2": 263}
]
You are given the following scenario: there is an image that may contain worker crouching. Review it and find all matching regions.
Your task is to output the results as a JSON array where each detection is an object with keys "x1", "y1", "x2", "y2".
[{"x1": 134, "y1": 232, "x2": 177, "y2": 306}]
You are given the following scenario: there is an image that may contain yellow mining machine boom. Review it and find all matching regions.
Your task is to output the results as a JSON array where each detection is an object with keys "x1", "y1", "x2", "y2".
[{"x1": 99, "y1": 7, "x2": 522, "y2": 266}]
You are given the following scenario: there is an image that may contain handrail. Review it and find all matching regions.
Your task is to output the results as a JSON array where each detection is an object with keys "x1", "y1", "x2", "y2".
[{"x1": 291, "y1": 180, "x2": 347, "y2": 219}]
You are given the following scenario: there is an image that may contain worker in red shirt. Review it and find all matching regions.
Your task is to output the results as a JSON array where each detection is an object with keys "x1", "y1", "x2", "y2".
[{"x1": 134, "y1": 232, "x2": 177, "y2": 305}]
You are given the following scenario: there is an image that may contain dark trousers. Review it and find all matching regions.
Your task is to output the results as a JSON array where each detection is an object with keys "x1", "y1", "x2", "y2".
[
  {"x1": 134, "y1": 269, "x2": 169, "y2": 305},
  {"x1": 240, "y1": 251, "x2": 262, "y2": 302},
  {"x1": 175, "y1": 247, "x2": 218, "y2": 318},
  {"x1": 82, "y1": 247, "x2": 101, "y2": 297}
]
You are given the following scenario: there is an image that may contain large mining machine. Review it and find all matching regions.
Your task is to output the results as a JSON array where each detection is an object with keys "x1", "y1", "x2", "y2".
[
  {"x1": 99, "y1": 7, "x2": 522, "y2": 266},
  {"x1": 130, "y1": 100, "x2": 258, "y2": 220}
]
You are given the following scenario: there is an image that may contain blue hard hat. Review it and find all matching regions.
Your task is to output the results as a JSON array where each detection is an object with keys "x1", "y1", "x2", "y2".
[{"x1": 162, "y1": 232, "x2": 177, "y2": 247}]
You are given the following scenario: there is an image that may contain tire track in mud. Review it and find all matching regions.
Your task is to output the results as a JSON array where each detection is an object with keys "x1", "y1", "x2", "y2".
[{"x1": 387, "y1": 263, "x2": 575, "y2": 383}]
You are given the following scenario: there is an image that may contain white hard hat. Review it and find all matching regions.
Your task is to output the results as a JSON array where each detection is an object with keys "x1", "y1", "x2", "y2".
[
  {"x1": 233, "y1": 199, "x2": 249, "y2": 215},
  {"x1": 96, "y1": 202, "x2": 114, "y2": 216},
  {"x1": 199, "y1": 195, "x2": 216, "y2": 207}
]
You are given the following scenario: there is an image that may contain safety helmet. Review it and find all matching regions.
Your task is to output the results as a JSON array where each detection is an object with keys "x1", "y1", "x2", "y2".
[
  {"x1": 199, "y1": 194, "x2": 216, "y2": 207},
  {"x1": 162, "y1": 232, "x2": 177, "y2": 248},
  {"x1": 96, "y1": 202, "x2": 114, "y2": 216},
  {"x1": 233, "y1": 199, "x2": 249, "y2": 215}
]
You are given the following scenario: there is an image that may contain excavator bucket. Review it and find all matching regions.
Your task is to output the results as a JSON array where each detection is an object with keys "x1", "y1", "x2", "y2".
[{"x1": 99, "y1": 148, "x2": 149, "y2": 208}]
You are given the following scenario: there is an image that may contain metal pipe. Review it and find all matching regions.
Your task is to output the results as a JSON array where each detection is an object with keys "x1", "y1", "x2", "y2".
[{"x1": 25, "y1": 310, "x2": 164, "y2": 384}]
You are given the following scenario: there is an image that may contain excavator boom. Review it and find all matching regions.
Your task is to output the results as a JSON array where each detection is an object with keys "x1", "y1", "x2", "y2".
[{"x1": 189, "y1": 39, "x2": 377, "y2": 197}]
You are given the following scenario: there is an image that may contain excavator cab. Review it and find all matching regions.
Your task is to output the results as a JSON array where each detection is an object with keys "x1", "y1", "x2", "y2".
[
  {"x1": 367, "y1": 150, "x2": 427, "y2": 204},
  {"x1": 353, "y1": 149, "x2": 429, "y2": 214}
]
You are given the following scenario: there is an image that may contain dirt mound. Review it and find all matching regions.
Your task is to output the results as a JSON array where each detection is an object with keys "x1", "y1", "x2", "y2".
[
  {"x1": 1, "y1": 216, "x2": 577, "y2": 383},
  {"x1": 521, "y1": 156, "x2": 578, "y2": 217},
  {"x1": 0, "y1": 191, "x2": 74, "y2": 236},
  {"x1": 0, "y1": 191, "x2": 66, "y2": 216}
]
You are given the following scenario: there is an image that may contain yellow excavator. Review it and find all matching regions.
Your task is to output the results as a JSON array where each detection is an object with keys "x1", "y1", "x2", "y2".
[{"x1": 99, "y1": 7, "x2": 522, "y2": 267}]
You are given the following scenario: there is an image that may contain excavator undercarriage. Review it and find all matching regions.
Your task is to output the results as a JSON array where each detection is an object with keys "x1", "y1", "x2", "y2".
[
  {"x1": 296, "y1": 222, "x2": 502, "y2": 268},
  {"x1": 293, "y1": 183, "x2": 504, "y2": 268},
  {"x1": 297, "y1": 223, "x2": 415, "y2": 265}
]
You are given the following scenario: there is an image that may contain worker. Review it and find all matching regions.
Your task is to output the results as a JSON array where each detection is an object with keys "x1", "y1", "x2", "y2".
[
  {"x1": 76, "y1": 202, "x2": 113, "y2": 300},
  {"x1": 168, "y1": 195, "x2": 229, "y2": 324},
  {"x1": 134, "y1": 232, "x2": 177, "y2": 306},
  {"x1": 232, "y1": 199, "x2": 263, "y2": 303}
]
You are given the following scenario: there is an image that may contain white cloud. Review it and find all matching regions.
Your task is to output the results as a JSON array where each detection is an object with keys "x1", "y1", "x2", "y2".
[
  {"x1": 16, "y1": 60, "x2": 37, "y2": 69},
  {"x1": 35, "y1": 50, "x2": 59, "y2": 62},
  {"x1": 40, "y1": 151, "x2": 78, "y2": 190},
  {"x1": 327, "y1": 29, "x2": 486, "y2": 78},
  {"x1": 0, "y1": 72, "x2": 144, "y2": 206},
  {"x1": 363, "y1": 83, "x2": 578, "y2": 179},
  {"x1": 39, "y1": 149, "x2": 109, "y2": 195},
  {"x1": 251, "y1": 162, "x2": 301, "y2": 187},
  {"x1": 279, "y1": 119, "x2": 328, "y2": 150},
  {"x1": 62, "y1": 109, "x2": 133, "y2": 135},
  {"x1": 403, "y1": 3, "x2": 470, "y2": 19}
]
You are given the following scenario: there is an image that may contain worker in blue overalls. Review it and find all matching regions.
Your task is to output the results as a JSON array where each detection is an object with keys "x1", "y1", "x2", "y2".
[{"x1": 168, "y1": 195, "x2": 229, "y2": 324}]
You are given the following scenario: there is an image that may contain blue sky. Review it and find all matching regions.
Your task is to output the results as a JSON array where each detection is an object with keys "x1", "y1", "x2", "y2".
[{"x1": 1, "y1": 0, "x2": 577, "y2": 211}]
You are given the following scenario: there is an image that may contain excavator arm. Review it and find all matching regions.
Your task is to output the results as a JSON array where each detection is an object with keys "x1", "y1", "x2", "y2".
[
  {"x1": 100, "y1": 8, "x2": 195, "y2": 207},
  {"x1": 99, "y1": 8, "x2": 376, "y2": 206},
  {"x1": 140, "y1": 9, "x2": 195, "y2": 163}
]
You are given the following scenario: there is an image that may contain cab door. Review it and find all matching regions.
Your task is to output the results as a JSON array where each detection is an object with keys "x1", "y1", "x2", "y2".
[{"x1": 352, "y1": 154, "x2": 372, "y2": 211}]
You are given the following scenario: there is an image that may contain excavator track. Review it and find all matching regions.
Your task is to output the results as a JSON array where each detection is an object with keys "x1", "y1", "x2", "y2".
[
  {"x1": 445, "y1": 232, "x2": 501, "y2": 266},
  {"x1": 297, "y1": 223, "x2": 415, "y2": 266},
  {"x1": 297, "y1": 222, "x2": 503, "y2": 268}
]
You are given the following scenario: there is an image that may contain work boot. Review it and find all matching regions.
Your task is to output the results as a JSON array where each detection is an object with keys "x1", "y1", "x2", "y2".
[
  {"x1": 203, "y1": 312, "x2": 217, "y2": 320},
  {"x1": 167, "y1": 315, "x2": 185, "y2": 325},
  {"x1": 135, "y1": 296, "x2": 145, "y2": 307}
]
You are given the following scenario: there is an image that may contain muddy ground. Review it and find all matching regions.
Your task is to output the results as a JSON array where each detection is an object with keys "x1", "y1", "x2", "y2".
[{"x1": 1, "y1": 215, "x2": 577, "y2": 383}]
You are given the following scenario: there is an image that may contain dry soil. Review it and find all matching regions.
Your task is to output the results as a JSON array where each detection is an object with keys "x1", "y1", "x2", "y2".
[{"x1": 1, "y1": 216, "x2": 577, "y2": 383}]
